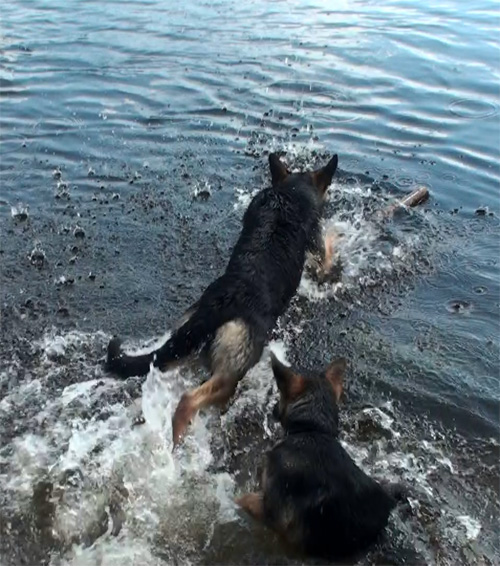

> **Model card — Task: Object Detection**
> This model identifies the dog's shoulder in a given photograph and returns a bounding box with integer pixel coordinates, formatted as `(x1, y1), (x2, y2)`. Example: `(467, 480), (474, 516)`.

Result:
(273, 434), (394, 558)
(267, 432), (393, 511)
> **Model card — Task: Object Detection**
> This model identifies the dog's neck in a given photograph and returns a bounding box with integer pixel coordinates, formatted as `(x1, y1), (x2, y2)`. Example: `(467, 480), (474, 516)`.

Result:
(283, 398), (339, 437)
(284, 419), (338, 437)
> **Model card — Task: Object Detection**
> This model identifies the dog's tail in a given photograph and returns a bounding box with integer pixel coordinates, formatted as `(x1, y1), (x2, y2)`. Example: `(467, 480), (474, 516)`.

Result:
(106, 312), (216, 378)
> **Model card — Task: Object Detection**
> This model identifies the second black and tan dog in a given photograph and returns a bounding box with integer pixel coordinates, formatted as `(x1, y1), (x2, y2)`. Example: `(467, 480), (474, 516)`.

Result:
(106, 153), (338, 446)
(237, 354), (405, 560)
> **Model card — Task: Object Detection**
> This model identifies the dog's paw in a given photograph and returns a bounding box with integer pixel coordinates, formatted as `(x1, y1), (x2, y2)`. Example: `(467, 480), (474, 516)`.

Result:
(107, 337), (123, 367)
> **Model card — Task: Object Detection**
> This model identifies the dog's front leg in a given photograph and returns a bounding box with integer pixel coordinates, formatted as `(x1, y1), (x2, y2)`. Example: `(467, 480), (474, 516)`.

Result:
(236, 492), (265, 522)
(306, 229), (340, 283)
(321, 231), (337, 275)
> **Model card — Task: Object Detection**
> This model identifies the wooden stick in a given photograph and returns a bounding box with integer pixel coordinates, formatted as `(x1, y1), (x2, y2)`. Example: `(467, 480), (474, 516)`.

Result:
(381, 186), (430, 218)
(400, 186), (429, 207)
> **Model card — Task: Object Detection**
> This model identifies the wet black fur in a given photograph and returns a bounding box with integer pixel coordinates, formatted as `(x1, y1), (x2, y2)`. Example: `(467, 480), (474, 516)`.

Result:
(263, 368), (401, 560)
(106, 154), (338, 378)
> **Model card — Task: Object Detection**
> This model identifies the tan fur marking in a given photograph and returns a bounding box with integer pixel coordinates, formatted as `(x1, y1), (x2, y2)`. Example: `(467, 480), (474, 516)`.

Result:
(211, 319), (252, 376)
(325, 357), (347, 402)
(172, 373), (238, 447)
(288, 373), (306, 400)
(236, 492), (264, 522)
(322, 231), (338, 274)
(172, 319), (256, 447)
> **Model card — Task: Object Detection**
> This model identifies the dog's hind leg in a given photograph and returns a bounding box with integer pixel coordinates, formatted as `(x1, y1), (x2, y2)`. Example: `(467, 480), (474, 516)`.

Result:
(171, 319), (264, 446)
(236, 492), (264, 522)
(171, 372), (239, 446)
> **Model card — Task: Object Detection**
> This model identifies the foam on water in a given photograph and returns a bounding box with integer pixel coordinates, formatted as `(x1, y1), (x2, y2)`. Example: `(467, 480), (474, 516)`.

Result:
(191, 180), (212, 200)
(1, 327), (272, 554)
(233, 185), (259, 211)
(455, 515), (481, 541)
(0, 325), (492, 564)
(268, 139), (325, 169)
(10, 204), (29, 220)
(1, 326), (252, 564)
(55, 537), (167, 566)
(5, 434), (53, 497)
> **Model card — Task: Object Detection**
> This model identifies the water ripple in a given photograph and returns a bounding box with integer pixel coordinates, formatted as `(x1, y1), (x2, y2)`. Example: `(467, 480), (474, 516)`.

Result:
(449, 98), (498, 119)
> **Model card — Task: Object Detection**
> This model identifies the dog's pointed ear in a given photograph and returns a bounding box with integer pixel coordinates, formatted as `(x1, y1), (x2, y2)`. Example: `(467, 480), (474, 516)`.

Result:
(269, 153), (289, 187)
(271, 352), (306, 400)
(325, 357), (346, 401)
(312, 155), (338, 193)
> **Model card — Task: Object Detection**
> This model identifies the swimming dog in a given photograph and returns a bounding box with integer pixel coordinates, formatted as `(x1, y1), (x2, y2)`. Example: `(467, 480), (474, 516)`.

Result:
(237, 354), (404, 560)
(106, 153), (338, 446)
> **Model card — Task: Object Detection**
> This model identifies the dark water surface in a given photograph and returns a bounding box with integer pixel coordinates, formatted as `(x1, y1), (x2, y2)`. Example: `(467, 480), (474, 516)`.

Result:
(1, 1), (499, 565)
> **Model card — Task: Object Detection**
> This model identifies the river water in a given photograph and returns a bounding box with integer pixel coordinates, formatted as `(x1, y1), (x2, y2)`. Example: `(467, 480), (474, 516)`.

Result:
(1, 1), (499, 565)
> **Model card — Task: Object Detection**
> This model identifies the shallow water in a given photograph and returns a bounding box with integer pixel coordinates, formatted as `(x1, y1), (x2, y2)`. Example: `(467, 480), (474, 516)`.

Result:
(1, 1), (499, 565)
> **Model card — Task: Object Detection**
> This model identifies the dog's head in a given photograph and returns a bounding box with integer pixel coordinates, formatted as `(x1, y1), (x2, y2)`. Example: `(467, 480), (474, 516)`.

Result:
(268, 153), (338, 200)
(270, 353), (346, 436)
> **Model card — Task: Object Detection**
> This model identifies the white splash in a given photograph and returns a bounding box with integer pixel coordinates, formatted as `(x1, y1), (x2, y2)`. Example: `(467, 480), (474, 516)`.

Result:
(192, 180), (212, 200)
(233, 186), (258, 211)
(54, 536), (167, 566)
(456, 514), (481, 541)
(11, 204), (29, 220)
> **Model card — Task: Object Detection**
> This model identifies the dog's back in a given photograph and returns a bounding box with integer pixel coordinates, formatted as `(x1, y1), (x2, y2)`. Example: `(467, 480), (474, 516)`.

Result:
(198, 181), (321, 330)
(264, 434), (396, 559)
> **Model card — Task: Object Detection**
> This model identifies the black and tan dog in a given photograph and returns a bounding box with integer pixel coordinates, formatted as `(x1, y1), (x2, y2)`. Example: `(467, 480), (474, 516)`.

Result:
(106, 153), (338, 446)
(237, 354), (404, 560)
